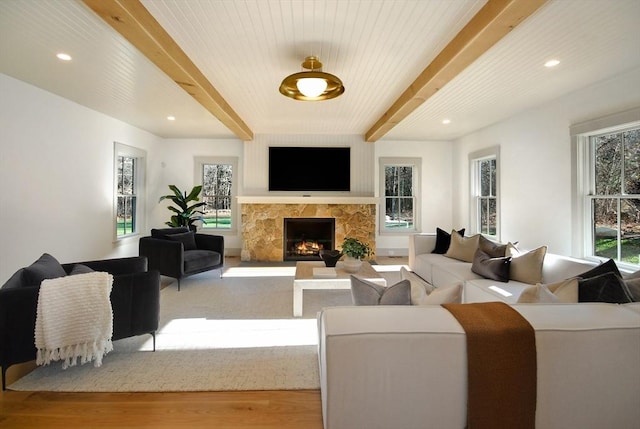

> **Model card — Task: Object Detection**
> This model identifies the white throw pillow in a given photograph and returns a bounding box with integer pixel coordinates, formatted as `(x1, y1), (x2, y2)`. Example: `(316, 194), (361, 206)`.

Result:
(517, 284), (561, 303)
(506, 243), (547, 284)
(400, 267), (435, 305)
(444, 230), (480, 262)
(421, 282), (463, 305)
(517, 278), (579, 303)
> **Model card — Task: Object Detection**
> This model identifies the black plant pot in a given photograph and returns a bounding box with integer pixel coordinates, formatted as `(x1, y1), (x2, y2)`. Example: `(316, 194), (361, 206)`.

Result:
(319, 250), (343, 267)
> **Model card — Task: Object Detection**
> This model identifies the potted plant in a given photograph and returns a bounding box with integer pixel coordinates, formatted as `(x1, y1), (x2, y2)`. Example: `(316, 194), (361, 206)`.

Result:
(340, 237), (373, 273)
(159, 185), (207, 230)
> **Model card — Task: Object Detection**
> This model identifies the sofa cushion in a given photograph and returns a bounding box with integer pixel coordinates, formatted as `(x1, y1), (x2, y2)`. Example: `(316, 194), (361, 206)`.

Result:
(445, 231), (480, 263)
(432, 227), (465, 254)
(413, 253), (456, 285)
(350, 276), (411, 305)
(471, 248), (511, 282)
(166, 231), (197, 250)
(578, 272), (633, 303)
(506, 243), (547, 284)
(432, 262), (483, 286)
(23, 253), (67, 286)
(183, 250), (221, 273)
(478, 235), (508, 258)
(464, 278), (534, 304)
(517, 278), (579, 303)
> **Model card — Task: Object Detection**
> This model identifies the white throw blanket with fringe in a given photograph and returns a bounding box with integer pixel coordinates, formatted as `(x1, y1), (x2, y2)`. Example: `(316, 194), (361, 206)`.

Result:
(35, 271), (114, 369)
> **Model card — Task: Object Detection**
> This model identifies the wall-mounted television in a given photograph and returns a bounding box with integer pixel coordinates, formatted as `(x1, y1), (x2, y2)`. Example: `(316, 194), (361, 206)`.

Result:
(268, 146), (350, 192)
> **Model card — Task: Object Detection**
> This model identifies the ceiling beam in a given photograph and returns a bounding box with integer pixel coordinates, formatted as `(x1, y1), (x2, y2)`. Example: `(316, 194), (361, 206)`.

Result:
(82, 0), (253, 141)
(365, 0), (548, 142)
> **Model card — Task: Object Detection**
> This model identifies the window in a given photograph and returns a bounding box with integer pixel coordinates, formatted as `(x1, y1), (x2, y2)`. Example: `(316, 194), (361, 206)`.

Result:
(470, 147), (500, 237)
(114, 143), (145, 240)
(586, 127), (640, 266)
(379, 158), (420, 233)
(195, 157), (237, 232)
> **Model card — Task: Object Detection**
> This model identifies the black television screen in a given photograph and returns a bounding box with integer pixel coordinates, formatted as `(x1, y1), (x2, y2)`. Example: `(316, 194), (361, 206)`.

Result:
(269, 147), (350, 192)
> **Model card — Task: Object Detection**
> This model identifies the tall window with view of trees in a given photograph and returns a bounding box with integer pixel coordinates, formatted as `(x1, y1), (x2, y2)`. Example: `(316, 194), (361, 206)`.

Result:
(590, 127), (640, 266)
(202, 163), (233, 229)
(384, 165), (415, 230)
(476, 158), (497, 236)
(116, 156), (136, 236)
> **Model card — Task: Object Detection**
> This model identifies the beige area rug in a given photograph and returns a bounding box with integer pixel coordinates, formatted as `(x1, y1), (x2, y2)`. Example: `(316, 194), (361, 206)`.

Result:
(9, 264), (400, 392)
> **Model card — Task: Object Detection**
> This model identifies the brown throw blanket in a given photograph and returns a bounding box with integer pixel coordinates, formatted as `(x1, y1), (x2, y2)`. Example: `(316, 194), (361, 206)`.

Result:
(442, 302), (536, 429)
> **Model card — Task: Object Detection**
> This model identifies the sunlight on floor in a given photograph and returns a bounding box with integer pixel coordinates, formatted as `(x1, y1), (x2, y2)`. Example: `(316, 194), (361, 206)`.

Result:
(373, 264), (409, 273)
(137, 317), (318, 351)
(223, 266), (296, 278)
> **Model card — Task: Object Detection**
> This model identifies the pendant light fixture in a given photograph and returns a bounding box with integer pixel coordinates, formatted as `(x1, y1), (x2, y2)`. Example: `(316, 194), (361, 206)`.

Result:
(279, 56), (344, 101)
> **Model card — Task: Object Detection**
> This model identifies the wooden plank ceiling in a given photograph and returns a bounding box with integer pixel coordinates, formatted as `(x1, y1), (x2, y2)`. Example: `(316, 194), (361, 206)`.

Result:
(82, 0), (546, 142)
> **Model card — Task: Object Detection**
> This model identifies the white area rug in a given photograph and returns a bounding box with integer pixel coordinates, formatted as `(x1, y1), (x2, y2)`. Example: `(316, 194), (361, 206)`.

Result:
(9, 265), (400, 392)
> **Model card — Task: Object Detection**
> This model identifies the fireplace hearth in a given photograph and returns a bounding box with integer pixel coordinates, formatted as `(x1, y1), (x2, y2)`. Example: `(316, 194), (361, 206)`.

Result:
(283, 218), (335, 261)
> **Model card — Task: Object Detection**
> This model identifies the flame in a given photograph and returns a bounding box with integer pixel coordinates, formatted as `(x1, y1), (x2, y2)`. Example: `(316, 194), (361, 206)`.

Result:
(294, 240), (324, 255)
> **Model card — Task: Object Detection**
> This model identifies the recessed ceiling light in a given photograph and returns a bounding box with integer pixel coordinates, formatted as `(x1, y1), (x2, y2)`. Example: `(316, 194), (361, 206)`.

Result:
(167, 116), (176, 121)
(56, 53), (72, 61)
(442, 119), (451, 125)
(544, 59), (560, 68)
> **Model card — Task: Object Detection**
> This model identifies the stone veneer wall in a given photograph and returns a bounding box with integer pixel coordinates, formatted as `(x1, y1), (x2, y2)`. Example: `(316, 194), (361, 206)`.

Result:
(241, 204), (376, 261)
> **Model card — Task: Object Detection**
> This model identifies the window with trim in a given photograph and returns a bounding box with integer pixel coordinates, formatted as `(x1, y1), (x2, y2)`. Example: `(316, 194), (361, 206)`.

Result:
(585, 126), (640, 266)
(470, 147), (499, 237)
(379, 158), (420, 233)
(114, 143), (145, 239)
(196, 157), (237, 232)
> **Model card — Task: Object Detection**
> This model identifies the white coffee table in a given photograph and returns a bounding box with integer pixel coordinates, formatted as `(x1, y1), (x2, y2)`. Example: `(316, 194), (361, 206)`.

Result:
(293, 260), (386, 317)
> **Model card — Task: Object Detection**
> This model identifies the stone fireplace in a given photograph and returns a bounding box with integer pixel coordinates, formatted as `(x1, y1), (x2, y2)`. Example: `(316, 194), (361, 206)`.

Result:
(239, 197), (377, 262)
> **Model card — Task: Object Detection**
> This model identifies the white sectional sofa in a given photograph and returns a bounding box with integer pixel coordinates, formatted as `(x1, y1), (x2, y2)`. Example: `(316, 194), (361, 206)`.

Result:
(318, 303), (640, 429)
(408, 233), (598, 303)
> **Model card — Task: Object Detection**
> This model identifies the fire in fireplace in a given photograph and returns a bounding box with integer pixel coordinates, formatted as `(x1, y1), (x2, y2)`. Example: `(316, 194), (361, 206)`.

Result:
(283, 218), (335, 261)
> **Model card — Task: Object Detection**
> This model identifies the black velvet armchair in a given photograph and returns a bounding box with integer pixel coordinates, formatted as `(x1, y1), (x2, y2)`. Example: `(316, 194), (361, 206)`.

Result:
(139, 227), (224, 291)
(0, 254), (160, 390)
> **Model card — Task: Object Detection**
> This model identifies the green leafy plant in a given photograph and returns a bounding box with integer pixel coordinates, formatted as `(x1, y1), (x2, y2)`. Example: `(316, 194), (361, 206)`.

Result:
(340, 237), (373, 259)
(159, 185), (206, 229)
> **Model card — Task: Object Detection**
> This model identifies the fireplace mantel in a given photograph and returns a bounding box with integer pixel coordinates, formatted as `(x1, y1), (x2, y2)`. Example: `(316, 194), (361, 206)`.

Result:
(237, 196), (379, 204)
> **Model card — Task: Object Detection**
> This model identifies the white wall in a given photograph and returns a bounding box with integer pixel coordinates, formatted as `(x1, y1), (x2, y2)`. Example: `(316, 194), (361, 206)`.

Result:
(0, 73), (160, 283)
(149, 138), (244, 251)
(452, 67), (640, 256)
(375, 140), (453, 255)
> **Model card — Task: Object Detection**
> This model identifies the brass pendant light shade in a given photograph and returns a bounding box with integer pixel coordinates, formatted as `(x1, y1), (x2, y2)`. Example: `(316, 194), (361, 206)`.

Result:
(280, 56), (344, 101)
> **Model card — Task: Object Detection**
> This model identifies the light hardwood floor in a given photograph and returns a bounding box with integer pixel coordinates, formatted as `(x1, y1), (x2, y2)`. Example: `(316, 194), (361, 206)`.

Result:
(0, 256), (408, 428)
(0, 390), (324, 429)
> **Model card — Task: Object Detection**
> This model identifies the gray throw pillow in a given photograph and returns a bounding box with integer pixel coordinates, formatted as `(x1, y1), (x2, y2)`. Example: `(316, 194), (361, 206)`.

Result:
(166, 231), (197, 250)
(471, 248), (511, 282)
(350, 276), (411, 305)
(23, 253), (67, 285)
(69, 264), (95, 276)
(478, 235), (508, 258)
